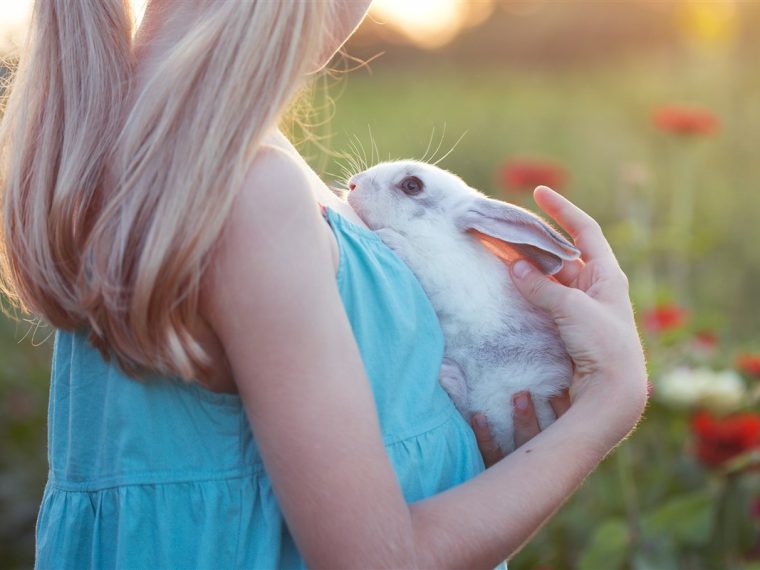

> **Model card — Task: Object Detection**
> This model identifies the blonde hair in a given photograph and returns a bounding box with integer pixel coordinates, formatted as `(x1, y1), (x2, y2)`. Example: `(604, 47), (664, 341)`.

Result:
(0, 0), (334, 380)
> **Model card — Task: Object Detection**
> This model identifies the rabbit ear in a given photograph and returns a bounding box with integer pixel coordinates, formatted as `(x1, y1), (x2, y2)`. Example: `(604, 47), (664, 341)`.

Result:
(455, 196), (581, 275)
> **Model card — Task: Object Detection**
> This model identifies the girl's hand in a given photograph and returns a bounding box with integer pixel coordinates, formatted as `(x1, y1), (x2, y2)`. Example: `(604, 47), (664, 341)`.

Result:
(471, 186), (647, 466)
(509, 186), (648, 443)
(472, 186), (646, 467)
(471, 390), (571, 467)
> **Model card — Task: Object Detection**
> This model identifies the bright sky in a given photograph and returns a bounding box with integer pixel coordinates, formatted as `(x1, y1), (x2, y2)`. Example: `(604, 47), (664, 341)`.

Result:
(0, 0), (474, 54)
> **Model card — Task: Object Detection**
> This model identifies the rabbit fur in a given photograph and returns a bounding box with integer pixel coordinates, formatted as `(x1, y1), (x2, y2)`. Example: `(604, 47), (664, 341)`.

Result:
(345, 160), (580, 454)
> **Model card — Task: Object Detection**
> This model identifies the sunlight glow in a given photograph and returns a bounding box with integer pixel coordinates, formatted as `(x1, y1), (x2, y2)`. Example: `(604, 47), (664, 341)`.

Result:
(0, 0), (33, 54)
(0, 1), (147, 54)
(679, 0), (736, 46)
(370, 0), (493, 49)
(132, 0), (148, 30)
(0, 1), (484, 55)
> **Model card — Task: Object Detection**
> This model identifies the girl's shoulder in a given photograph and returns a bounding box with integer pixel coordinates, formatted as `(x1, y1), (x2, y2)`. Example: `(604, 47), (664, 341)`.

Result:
(259, 129), (368, 226)
(195, 136), (340, 392)
(240, 141), (322, 228)
(214, 136), (340, 274)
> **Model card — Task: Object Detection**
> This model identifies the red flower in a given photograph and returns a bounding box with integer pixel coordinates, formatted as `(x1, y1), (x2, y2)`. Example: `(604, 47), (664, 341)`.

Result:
(692, 330), (719, 357)
(691, 410), (760, 467)
(737, 354), (760, 379)
(695, 330), (718, 349)
(498, 158), (567, 193)
(642, 304), (689, 333)
(652, 105), (720, 136)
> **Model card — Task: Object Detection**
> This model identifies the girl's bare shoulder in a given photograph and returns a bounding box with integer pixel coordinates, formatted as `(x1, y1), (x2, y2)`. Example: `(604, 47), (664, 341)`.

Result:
(200, 139), (339, 312)
(236, 143), (322, 238)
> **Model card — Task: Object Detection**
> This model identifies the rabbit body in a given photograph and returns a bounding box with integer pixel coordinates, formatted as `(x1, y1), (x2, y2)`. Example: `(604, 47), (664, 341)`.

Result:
(347, 160), (577, 454)
(376, 220), (571, 454)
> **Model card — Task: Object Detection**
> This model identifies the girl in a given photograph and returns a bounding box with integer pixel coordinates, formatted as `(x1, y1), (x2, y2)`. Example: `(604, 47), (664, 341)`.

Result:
(0, 1), (647, 568)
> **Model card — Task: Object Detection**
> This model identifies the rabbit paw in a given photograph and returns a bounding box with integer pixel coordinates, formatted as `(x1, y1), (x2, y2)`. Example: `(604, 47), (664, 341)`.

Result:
(439, 357), (470, 416)
(373, 227), (408, 254)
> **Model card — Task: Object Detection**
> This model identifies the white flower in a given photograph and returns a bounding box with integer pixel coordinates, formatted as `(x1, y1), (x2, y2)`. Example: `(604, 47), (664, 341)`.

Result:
(656, 367), (746, 413)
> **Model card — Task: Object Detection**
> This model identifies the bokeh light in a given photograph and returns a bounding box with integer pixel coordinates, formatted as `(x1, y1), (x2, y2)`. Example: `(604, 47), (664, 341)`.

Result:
(369, 0), (494, 49)
(679, 0), (737, 47)
(1, 0), (488, 54)
(0, 0), (32, 53)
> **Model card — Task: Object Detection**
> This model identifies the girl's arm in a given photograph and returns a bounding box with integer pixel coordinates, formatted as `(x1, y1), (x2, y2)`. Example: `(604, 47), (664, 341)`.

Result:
(201, 150), (647, 569)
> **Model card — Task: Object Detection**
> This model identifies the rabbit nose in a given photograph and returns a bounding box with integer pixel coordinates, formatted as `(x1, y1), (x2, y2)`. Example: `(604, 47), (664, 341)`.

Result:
(348, 173), (364, 191)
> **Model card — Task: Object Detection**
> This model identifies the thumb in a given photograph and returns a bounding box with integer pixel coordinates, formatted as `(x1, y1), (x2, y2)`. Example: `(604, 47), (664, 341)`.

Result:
(509, 259), (570, 315)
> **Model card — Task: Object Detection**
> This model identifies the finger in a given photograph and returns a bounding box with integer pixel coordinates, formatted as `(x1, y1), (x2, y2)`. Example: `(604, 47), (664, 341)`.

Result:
(533, 186), (616, 265)
(549, 389), (572, 418)
(471, 414), (503, 468)
(553, 258), (584, 287)
(513, 392), (540, 449)
(510, 259), (581, 316)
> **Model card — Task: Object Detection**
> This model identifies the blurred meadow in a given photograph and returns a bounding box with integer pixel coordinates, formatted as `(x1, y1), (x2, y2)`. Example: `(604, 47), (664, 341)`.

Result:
(3, 1), (760, 568)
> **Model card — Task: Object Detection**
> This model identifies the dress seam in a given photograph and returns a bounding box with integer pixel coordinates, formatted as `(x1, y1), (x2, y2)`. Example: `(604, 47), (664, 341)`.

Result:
(324, 206), (391, 251)
(47, 466), (263, 493)
(45, 411), (464, 493)
(383, 408), (460, 447)
(323, 207), (347, 286)
(233, 485), (244, 567)
(338, 225), (393, 251)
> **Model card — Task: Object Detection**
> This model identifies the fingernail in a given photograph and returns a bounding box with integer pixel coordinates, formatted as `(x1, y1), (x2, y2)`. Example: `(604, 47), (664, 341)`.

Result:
(536, 185), (559, 197)
(513, 392), (530, 411)
(474, 414), (488, 430)
(512, 260), (532, 279)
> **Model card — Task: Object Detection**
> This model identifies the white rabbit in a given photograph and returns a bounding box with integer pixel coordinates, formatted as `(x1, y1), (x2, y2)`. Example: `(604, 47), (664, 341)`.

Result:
(346, 160), (580, 454)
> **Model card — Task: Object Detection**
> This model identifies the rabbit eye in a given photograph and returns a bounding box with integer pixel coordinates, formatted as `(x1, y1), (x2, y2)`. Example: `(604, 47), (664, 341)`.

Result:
(399, 176), (424, 196)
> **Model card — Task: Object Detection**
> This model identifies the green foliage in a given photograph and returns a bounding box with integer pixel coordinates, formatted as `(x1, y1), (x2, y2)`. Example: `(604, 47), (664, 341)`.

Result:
(643, 491), (715, 547)
(578, 518), (630, 570)
(0, 316), (51, 568)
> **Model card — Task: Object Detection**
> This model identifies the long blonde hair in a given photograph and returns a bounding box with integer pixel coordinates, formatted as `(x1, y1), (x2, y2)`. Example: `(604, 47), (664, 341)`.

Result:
(0, 0), (334, 380)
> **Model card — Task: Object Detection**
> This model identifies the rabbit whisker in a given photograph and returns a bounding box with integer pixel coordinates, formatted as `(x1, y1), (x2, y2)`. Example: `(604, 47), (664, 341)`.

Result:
(433, 130), (468, 166)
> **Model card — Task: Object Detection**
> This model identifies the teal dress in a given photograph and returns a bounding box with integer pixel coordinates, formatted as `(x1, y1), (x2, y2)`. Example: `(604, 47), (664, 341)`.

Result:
(35, 206), (485, 569)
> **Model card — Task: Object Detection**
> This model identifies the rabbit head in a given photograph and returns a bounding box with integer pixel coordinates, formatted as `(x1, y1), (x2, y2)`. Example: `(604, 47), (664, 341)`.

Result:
(346, 160), (580, 274)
